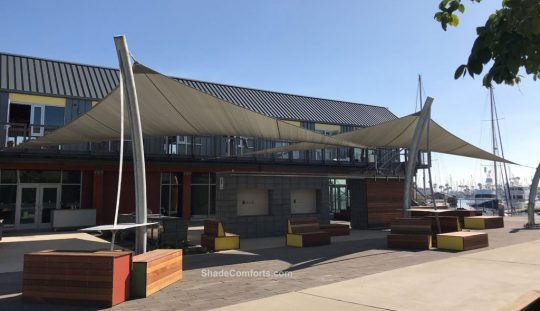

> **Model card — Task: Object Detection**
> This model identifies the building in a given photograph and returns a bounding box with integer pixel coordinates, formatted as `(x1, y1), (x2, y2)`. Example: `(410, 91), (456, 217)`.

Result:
(0, 52), (409, 237)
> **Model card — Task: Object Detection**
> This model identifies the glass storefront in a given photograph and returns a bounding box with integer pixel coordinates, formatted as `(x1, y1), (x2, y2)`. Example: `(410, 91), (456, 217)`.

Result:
(0, 169), (81, 228)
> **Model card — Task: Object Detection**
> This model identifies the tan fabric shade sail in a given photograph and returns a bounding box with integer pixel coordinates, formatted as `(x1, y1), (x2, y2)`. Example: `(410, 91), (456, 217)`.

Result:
(251, 113), (514, 164)
(19, 63), (361, 149)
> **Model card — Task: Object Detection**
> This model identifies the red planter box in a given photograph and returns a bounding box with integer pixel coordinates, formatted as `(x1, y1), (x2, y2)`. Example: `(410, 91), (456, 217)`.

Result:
(23, 250), (132, 307)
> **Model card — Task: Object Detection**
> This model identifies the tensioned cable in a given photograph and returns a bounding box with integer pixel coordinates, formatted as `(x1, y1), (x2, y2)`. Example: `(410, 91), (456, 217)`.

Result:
(113, 69), (125, 227)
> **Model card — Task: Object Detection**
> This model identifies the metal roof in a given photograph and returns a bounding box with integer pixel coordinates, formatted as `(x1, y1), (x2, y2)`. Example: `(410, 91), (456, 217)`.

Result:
(0, 52), (396, 127)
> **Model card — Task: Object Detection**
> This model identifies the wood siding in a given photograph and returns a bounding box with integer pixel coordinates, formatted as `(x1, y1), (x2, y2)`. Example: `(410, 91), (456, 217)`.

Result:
(366, 180), (403, 228)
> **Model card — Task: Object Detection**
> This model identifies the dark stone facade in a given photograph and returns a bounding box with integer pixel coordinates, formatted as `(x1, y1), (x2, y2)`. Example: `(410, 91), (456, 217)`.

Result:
(215, 173), (329, 238)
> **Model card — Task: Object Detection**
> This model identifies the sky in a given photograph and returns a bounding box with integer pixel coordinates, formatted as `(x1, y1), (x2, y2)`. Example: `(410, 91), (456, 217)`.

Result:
(1, 0), (538, 188)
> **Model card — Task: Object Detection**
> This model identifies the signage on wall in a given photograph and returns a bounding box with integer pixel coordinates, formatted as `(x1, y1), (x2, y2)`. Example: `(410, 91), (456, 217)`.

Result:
(219, 177), (224, 190)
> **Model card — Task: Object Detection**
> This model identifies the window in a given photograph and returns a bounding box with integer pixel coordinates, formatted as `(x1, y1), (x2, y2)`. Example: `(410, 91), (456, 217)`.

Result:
(44, 106), (65, 127)
(0, 170), (17, 226)
(191, 173), (216, 216)
(19, 170), (61, 183)
(61, 170), (81, 209)
(160, 172), (183, 216)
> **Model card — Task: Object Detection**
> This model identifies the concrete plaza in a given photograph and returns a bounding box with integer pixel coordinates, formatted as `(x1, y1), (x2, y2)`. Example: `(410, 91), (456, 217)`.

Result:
(0, 217), (539, 310)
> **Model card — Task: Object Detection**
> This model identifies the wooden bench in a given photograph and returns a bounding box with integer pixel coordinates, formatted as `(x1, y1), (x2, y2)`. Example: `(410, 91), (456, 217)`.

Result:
(411, 209), (482, 228)
(387, 218), (432, 250)
(132, 249), (182, 298)
(436, 231), (489, 251)
(424, 216), (461, 247)
(286, 218), (330, 247)
(464, 216), (504, 230)
(319, 223), (351, 236)
(22, 250), (132, 307)
(200, 220), (240, 251)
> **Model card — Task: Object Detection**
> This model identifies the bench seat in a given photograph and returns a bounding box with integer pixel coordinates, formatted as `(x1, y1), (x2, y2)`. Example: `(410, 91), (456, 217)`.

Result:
(464, 216), (504, 230)
(132, 249), (182, 298)
(286, 218), (331, 247)
(200, 220), (240, 251)
(387, 233), (432, 250)
(319, 223), (351, 236)
(437, 231), (488, 251)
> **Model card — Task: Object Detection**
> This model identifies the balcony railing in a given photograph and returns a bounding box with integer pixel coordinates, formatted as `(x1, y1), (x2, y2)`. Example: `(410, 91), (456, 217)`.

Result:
(0, 122), (404, 171)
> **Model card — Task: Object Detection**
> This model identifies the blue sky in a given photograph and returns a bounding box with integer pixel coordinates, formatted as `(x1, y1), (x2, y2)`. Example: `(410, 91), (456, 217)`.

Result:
(2, 0), (538, 187)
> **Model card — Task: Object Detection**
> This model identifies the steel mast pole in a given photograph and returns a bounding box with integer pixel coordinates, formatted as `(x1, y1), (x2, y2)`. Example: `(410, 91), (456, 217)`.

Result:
(403, 97), (434, 217)
(114, 35), (147, 254)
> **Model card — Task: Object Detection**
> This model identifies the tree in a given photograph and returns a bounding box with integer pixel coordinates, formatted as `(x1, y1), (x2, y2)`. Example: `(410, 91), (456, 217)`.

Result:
(435, 0), (540, 87)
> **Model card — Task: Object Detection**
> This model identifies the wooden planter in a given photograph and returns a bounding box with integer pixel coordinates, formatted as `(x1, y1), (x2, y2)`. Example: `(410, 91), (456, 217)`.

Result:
(22, 250), (132, 307)
(132, 249), (182, 298)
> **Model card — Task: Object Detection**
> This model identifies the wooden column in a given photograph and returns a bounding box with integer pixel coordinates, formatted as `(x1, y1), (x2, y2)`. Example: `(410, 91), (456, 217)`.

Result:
(182, 172), (192, 219)
(92, 170), (104, 224)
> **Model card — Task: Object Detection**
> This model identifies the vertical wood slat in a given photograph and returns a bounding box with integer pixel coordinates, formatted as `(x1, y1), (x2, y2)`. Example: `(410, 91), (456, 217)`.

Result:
(22, 250), (132, 307)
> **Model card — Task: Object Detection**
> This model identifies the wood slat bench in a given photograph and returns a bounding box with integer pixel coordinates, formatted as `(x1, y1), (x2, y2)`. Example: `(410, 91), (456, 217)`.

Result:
(387, 218), (432, 250)
(22, 250), (132, 307)
(200, 220), (240, 251)
(436, 231), (489, 251)
(464, 216), (504, 230)
(319, 223), (351, 236)
(286, 218), (330, 247)
(132, 249), (182, 298)
(410, 209), (482, 228)
(424, 216), (461, 247)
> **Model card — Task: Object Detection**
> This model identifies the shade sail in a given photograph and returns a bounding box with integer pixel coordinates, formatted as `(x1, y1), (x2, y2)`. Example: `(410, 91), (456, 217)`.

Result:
(18, 63), (361, 148)
(250, 113), (514, 164)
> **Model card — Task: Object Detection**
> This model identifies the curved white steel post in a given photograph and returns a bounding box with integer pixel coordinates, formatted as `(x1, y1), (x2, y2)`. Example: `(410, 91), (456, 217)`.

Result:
(402, 97), (434, 217)
(114, 35), (147, 254)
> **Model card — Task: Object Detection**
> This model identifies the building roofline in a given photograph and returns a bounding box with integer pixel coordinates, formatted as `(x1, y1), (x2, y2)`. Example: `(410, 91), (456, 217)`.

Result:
(0, 51), (119, 72)
(0, 51), (392, 114)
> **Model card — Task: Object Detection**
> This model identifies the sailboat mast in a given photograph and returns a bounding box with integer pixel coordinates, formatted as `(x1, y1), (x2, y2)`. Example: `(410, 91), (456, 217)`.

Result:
(489, 87), (500, 215)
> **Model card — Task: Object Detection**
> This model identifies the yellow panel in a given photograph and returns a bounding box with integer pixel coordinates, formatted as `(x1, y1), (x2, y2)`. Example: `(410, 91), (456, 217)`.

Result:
(464, 217), (486, 230)
(286, 234), (303, 247)
(287, 220), (292, 234)
(214, 236), (240, 251)
(217, 222), (225, 237)
(437, 235), (464, 251)
(9, 93), (66, 106)
(315, 123), (340, 132)
(283, 120), (301, 127)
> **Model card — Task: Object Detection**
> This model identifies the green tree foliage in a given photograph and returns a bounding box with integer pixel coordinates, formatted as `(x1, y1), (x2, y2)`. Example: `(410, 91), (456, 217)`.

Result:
(435, 0), (540, 87)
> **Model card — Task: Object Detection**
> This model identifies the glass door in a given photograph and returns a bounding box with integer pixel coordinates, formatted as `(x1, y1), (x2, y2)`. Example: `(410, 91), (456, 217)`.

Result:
(16, 184), (61, 229)
(30, 105), (44, 137)
(16, 185), (39, 228)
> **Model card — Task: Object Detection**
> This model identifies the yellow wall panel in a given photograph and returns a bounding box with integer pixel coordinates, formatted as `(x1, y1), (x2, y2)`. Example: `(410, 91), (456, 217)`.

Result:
(9, 93), (66, 107)
(315, 123), (340, 132)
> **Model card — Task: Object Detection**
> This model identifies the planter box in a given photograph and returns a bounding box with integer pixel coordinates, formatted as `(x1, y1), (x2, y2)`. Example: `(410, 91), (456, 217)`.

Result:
(22, 250), (132, 307)
(132, 249), (182, 298)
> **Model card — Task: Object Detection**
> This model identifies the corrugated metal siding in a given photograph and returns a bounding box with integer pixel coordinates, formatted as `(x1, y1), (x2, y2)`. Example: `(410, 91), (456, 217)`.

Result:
(0, 52), (397, 127)
(0, 53), (118, 101)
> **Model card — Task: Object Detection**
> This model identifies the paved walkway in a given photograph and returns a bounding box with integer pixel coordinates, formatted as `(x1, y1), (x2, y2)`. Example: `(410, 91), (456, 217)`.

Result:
(0, 217), (538, 310)
(215, 237), (540, 311)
